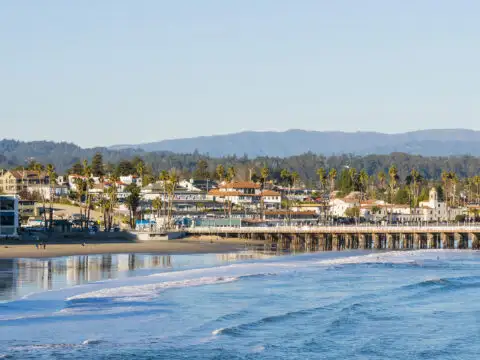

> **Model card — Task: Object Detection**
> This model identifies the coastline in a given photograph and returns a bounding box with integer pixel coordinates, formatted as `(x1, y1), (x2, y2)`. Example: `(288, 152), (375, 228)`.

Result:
(0, 236), (265, 259)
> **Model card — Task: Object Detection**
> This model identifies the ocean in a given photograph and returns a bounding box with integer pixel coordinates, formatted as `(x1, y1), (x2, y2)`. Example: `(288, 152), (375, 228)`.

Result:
(1, 250), (479, 359)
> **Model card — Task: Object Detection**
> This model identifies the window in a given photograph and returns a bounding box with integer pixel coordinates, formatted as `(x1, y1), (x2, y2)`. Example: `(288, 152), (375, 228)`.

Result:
(0, 198), (15, 211)
(0, 213), (15, 226)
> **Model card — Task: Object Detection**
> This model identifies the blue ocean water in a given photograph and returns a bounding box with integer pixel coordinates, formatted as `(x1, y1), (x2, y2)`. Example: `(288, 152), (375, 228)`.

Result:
(1, 250), (480, 359)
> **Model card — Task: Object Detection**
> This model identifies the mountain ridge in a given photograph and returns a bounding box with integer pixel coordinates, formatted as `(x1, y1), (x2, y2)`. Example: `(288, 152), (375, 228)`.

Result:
(109, 129), (480, 157)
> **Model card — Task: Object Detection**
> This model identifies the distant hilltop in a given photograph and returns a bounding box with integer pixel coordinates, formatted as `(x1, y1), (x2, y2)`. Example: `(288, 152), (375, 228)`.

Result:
(110, 129), (480, 157)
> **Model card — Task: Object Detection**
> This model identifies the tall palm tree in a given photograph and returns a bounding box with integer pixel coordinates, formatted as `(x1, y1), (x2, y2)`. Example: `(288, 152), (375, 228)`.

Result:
(226, 166), (236, 183)
(46, 164), (56, 230)
(107, 174), (119, 231)
(359, 169), (369, 201)
(388, 165), (398, 223)
(328, 168), (337, 193)
(159, 170), (169, 217)
(316, 168), (326, 192)
(260, 167), (270, 219)
(348, 167), (357, 192)
(377, 171), (386, 191)
(166, 170), (179, 228)
(316, 168), (328, 223)
(136, 161), (145, 186)
(83, 160), (93, 229)
(410, 168), (421, 208)
(216, 164), (225, 182)
(474, 176), (480, 204)
(152, 197), (162, 218)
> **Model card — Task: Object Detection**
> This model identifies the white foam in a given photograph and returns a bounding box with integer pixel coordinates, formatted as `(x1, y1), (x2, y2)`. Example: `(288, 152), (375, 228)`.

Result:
(212, 328), (224, 336)
(67, 276), (239, 302)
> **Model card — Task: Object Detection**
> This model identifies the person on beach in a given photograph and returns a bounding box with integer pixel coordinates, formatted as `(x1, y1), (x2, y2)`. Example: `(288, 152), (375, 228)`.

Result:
(35, 243), (39, 249)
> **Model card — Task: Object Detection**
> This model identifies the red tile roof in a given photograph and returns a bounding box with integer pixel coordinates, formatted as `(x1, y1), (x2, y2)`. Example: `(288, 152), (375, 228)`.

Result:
(220, 182), (261, 189)
(260, 190), (281, 196)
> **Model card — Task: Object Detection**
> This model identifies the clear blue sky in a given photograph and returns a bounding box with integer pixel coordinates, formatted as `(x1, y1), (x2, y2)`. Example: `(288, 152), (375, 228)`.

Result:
(1, 1), (479, 147)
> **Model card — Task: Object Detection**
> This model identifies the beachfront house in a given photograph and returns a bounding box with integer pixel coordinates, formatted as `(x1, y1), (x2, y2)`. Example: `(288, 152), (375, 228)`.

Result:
(0, 170), (50, 194)
(207, 181), (282, 210)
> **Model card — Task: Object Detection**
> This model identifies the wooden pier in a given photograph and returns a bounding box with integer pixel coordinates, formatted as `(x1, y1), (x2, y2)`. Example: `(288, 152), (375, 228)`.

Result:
(187, 226), (480, 251)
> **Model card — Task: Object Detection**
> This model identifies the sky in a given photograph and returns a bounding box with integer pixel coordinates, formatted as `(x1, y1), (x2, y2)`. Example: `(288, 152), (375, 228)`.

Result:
(1, 1), (479, 148)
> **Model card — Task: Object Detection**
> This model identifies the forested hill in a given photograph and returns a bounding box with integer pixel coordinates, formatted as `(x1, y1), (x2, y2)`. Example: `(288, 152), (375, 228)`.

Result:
(111, 129), (480, 157)
(0, 140), (146, 172)
(2, 139), (480, 181)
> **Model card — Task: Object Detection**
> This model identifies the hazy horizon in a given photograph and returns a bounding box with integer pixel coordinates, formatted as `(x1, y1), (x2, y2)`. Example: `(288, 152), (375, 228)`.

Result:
(2, 1), (480, 147)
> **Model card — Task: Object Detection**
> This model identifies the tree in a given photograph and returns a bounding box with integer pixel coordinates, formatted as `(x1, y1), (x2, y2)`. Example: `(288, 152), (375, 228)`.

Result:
(70, 162), (84, 175)
(125, 183), (141, 228)
(359, 169), (369, 201)
(377, 171), (386, 190)
(91, 152), (104, 177)
(159, 170), (169, 217)
(388, 165), (398, 223)
(226, 166), (236, 182)
(116, 160), (135, 176)
(215, 164), (225, 182)
(194, 159), (209, 180)
(328, 168), (337, 193)
(46, 164), (56, 230)
(291, 171), (300, 188)
(260, 167), (270, 218)
(166, 170), (179, 228)
(345, 206), (360, 219)
(408, 169), (422, 208)
(152, 197), (162, 218)
(136, 160), (145, 185)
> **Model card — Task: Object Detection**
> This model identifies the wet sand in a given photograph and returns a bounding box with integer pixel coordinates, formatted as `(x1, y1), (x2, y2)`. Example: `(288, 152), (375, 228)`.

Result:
(0, 236), (265, 259)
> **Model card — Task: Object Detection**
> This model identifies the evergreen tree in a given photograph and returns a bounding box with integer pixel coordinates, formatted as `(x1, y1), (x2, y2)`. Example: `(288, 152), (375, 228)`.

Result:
(91, 152), (104, 177)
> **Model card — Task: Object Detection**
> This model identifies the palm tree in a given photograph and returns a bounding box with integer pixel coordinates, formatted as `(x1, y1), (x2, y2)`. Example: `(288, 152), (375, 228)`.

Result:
(106, 174), (118, 231)
(136, 161), (145, 186)
(409, 169), (422, 208)
(377, 171), (386, 191)
(328, 168), (337, 193)
(450, 171), (458, 208)
(152, 197), (162, 218)
(166, 170), (179, 228)
(74, 177), (85, 229)
(260, 167), (270, 219)
(359, 169), (369, 201)
(474, 176), (480, 204)
(226, 166), (236, 183)
(46, 164), (56, 230)
(441, 170), (450, 206)
(348, 167), (357, 192)
(216, 164), (225, 182)
(159, 170), (169, 217)
(316, 168), (326, 191)
(388, 165), (398, 223)
(316, 168), (328, 223)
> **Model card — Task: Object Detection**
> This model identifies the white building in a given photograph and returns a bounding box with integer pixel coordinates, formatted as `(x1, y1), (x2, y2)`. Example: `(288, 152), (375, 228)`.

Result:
(26, 184), (69, 200)
(120, 175), (142, 187)
(208, 182), (281, 209)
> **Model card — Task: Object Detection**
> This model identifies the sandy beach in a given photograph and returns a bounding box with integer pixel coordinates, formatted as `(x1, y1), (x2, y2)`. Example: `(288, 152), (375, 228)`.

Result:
(0, 236), (265, 259)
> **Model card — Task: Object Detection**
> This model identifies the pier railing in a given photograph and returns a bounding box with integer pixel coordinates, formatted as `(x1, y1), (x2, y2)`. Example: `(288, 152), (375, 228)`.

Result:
(188, 225), (480, 234)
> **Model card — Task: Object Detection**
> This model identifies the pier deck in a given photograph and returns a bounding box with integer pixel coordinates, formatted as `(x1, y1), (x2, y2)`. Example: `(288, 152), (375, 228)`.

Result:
(187, 225), (480, 251)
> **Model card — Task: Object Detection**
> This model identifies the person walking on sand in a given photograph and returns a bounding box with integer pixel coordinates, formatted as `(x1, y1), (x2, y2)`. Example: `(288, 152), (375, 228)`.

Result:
(35, 243), (39, 250)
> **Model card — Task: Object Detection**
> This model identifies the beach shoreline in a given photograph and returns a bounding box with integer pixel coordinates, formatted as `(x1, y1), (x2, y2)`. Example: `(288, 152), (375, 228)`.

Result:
(0, 236), (265, 259)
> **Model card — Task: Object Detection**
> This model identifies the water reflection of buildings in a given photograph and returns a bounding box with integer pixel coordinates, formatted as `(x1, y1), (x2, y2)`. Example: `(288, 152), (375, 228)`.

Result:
(0, 254), (173, 298)
(216, 252), (272, 262)
(0, 259), (17, 299)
